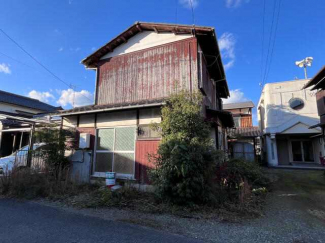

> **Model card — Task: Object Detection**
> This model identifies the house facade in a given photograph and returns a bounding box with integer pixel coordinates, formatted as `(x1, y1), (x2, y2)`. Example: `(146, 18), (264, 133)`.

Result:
(0, 90), (60, 157)
(224, 101), (260, 161)
(258, 79), (323, 167)
(58, 22), (234, 183)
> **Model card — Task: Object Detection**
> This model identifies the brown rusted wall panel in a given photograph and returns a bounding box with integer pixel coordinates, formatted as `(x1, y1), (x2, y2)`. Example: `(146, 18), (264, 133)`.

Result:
(240, 116), (252, 127)
(97, 38), (198, 105)
(135, 140), (160, 184)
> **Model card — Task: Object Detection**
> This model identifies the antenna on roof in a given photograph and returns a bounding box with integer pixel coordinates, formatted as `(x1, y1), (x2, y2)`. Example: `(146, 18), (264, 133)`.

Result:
(189, 0), (195, 25)
(295, 57), (313, 79)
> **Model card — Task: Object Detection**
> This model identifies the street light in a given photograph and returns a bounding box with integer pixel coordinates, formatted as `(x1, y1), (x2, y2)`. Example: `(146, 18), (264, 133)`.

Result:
(295, 57), (313, 79)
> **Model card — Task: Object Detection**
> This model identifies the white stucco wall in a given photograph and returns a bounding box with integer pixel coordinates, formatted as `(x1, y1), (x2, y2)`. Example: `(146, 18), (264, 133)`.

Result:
(258, 79), (322, 166)
(258, 79), (319, 134)
(100, 31), (192, 59)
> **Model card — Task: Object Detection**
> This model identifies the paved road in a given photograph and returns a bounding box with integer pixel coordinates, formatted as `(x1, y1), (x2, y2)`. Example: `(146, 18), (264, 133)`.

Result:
(0, 199), (200, 243)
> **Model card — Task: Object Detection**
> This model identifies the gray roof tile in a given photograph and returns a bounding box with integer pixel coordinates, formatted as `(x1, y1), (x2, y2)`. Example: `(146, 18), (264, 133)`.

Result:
(0, 90), (60, 113)
(223, 101), (255, 110)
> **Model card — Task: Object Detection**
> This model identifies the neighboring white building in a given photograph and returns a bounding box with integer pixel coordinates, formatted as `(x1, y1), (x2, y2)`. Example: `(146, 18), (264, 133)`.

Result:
(258, 79), (323, 166)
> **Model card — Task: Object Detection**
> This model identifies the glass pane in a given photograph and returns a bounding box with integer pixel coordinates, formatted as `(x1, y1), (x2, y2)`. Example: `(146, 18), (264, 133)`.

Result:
(95, 153), (113, 172)
(292, 141), (302, 161)
(97, 129), (114, 151)
(115, 127), (135, 151)
(113, 153), (134, 175)
(233, 117), (240, 127)
(303, 141), (314, 162)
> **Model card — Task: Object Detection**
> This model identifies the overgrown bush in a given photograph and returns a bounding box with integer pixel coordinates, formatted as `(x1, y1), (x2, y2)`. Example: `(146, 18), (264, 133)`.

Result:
(215, 158), (270, 202)
(149, 91), (223, 205)
(34, 126), (74, 182)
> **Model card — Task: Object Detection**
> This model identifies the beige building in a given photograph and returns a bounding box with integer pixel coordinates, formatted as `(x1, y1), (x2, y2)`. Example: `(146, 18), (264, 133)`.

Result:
(258, 79), (323, 167)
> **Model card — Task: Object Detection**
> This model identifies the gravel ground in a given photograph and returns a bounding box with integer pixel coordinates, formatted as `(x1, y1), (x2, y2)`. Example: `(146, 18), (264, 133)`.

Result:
(34, 169), (325, 243)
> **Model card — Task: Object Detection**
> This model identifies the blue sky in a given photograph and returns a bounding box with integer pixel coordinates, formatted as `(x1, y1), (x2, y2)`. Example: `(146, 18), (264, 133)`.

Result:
(0, 0), (324, 118)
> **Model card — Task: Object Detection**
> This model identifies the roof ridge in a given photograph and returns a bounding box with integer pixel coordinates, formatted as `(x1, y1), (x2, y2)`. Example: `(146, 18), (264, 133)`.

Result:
(0, 89), (41, 102)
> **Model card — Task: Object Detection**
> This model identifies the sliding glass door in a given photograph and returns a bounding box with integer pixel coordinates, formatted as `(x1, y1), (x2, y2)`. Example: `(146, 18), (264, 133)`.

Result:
(291, 140), (314, 162)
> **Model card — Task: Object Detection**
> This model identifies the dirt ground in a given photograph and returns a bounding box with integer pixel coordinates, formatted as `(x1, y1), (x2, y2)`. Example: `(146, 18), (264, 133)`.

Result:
(35, 168), (325, 243)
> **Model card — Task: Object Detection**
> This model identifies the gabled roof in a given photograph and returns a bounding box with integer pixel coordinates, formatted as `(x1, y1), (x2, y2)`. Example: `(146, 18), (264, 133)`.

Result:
(303, 66), (325, 90)
(0, 90), (60, 113)
(223, 101), (255, 110)
(81, 21), (229, 98)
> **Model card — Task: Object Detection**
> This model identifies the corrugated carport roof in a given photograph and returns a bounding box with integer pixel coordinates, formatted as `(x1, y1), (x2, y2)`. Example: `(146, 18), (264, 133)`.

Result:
(81, 22), (229, 98)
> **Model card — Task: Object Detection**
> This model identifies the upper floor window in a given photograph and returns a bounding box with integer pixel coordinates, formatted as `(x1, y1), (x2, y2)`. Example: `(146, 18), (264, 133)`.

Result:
(289, 98), (304, 110)
(233, 117), (241, 127)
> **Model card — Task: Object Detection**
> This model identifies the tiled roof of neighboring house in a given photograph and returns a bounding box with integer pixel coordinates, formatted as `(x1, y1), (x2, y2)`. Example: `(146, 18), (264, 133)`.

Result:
(56, 98), (165, 116)
(223, 101), (255, 110)
(0, 90), (60, 113)
(227, 126), (261, 138)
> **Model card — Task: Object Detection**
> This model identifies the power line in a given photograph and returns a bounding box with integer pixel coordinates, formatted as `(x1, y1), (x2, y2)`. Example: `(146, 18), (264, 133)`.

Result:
(261, 0), (282, 87)
(261, 0), (277, 86)
(260, 0), (266, 89)
(264, 0), (282, 84)
(0, 29), (93, 103)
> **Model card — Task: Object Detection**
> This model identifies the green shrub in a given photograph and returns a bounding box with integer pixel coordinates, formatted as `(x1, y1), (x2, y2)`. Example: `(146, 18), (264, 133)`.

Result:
(149, 91), (224, 205)
(215, 158), (270, 202)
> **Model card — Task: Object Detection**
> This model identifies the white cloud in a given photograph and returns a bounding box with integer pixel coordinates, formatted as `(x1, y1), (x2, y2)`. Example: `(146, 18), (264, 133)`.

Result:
(179, 0), (199, 9)
(225, 0), (250, 8)
(91, 47), (96, 51)
(0, 63), (11, 74)
(58, 47), (64, 52)
(57, 89), (93, 107)
(218, 32), (236, 70)
(222, 89), (248, 104)
(28, 90), (55, 103)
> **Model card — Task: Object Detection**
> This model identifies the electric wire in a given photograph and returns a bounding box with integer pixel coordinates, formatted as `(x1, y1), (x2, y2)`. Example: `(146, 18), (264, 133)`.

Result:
(0, 29), (93, 103)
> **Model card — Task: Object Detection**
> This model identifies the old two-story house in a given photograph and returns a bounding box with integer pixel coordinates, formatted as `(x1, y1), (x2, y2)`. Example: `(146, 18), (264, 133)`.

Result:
(258, 79), (324, 167)
(57, 22), (234, 183)
(224, 101), (260, 161)
(0, 90), (60, 157)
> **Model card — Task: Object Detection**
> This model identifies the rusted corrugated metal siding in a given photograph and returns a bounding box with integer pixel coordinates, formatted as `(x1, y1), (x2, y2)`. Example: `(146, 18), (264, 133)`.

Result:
(135, 140), (160, 184)
(97, 38), (198, 106)
(240, 116), (252, 127)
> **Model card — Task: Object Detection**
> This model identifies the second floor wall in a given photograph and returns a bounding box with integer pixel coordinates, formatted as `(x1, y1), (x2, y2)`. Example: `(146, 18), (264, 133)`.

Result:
(96, 37), (199, 106)
(258, 80), (318, 131)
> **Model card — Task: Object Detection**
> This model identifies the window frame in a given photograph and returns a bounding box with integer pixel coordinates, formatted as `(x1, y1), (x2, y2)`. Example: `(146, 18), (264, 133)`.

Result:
(93, 126), (136, 179)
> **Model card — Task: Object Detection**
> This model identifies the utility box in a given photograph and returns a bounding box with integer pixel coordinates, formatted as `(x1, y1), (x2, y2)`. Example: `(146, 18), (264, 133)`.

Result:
(79, 133), (90, 149)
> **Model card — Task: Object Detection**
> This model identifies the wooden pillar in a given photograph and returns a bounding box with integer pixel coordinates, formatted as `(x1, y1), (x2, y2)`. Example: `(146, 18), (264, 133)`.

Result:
(12, 133), (17, 154)
(19, 132), (24, 149)
(27, 124), (35, 167)
(253, 137), (257, 162)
